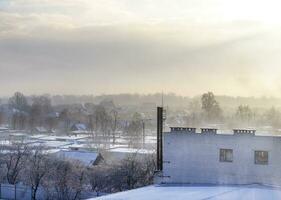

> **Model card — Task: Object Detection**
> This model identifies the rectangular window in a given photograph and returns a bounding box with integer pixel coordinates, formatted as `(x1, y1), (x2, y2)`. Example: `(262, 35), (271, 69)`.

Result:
(220, 149), (233, 162)
(255, 151), (268, 165)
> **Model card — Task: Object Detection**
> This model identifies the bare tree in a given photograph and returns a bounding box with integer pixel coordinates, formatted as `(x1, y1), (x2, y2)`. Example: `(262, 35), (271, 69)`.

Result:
(94, 105), (111, 139)
(45, 159), (86, 200)
(46, 115), (58, 132)
(3, 142), (30, 184)
(30, 95), (52, 129)
(88, 114), (94, 135)
(9, 92), (29, 130)
(263, 107), (281, 129)
(25, 146), (49, 200)
(110, 109), (118, 144)
(109, 154), (156, 191)
(60, 109), (71, 134)
(87, 166), (110, 196)
(236, 105), (253, 126)
(201, 92), (222, 122)
(8, 92), (28, 111)
(29, 104), (41, 132)
(187, 99), (202, 126)
(0, 110), (5, 125)
(125, 113), (143, 147)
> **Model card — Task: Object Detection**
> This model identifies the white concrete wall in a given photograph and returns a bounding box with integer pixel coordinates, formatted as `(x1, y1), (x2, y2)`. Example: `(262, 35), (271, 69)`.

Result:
(162, 131), (281, 185)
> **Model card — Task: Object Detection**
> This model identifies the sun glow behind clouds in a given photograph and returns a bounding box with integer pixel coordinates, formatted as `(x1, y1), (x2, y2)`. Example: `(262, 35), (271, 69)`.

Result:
(220, 0), (281, 25)
(74, 0), (281, 26)
(5, 0), (281, 27)
(1, 0), (281, 96)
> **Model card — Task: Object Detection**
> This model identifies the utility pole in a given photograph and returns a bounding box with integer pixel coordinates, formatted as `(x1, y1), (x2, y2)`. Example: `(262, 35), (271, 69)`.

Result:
(142, 120), (145, 148)
(161, 92), (164, 108)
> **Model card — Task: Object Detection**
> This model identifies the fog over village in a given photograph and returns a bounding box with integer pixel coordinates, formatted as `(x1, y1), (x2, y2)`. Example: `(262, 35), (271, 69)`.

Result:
(1, 0), (281, 200)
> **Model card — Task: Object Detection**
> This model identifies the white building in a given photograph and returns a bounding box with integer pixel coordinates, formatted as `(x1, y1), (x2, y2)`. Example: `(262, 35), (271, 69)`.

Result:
(88, 126), (281, 200)
(157, 127), (281, 186)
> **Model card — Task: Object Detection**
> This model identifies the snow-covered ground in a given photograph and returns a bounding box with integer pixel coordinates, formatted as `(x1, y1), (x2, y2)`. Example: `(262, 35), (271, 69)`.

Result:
(90, 184), (281, 200)
(0, 131), (156, 150)
(0, 131), (156, 166)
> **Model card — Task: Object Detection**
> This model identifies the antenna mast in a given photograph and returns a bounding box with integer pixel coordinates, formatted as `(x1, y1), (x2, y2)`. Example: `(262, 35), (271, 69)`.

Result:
(161, 91), (164, 107)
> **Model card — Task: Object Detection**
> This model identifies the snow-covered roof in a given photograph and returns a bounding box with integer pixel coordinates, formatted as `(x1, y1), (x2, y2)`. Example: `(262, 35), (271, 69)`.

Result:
(90, 184), (281, 200)
(32, 135), (58, 141)
(108, 147), (154, 154)
(55, 135), (89, 141)
(29, 134), (48, 140)
(9, 132), (28, 137)
(0, 126), (9, 131)
(41, 140), (73, 148)
(34, 126), (48, 133)
(29, 134), (89, 142)
(47, 112), (59, 118)
(12, 108), (29, 116)
(71, 123), (87, 131)
(55, 150), (99, 165)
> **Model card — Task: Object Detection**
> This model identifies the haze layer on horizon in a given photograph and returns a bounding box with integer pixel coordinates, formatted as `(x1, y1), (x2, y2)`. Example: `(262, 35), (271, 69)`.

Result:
(1, 0), (281, 97)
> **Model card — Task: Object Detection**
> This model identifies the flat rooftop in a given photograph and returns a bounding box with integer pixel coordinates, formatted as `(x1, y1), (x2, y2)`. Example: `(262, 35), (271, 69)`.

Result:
(91, 184), (281, 200)
(168, 127), (281, 137)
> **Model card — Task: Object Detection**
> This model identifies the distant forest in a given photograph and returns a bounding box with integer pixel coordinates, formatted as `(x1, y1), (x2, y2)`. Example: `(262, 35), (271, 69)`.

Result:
(2, 92), (281, 131)
(1, 93), (281, 109)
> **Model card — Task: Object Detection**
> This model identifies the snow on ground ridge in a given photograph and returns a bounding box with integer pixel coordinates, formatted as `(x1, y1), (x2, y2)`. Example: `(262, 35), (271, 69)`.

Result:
(90, 184), (281, 200)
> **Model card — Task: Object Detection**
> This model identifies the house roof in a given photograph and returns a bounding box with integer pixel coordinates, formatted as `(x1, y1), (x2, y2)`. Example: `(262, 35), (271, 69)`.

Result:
(55, 150), (100, 165)
(34, 126), (48, 133)
(72, 123), (87, 131)
(90, 184), (281, 200)
(108, 147), (154, 154)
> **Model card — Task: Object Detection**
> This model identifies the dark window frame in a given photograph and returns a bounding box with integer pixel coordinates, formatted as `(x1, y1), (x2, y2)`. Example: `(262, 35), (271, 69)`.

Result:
(255, 150), (268, 165)
(219, 148), (233, 162)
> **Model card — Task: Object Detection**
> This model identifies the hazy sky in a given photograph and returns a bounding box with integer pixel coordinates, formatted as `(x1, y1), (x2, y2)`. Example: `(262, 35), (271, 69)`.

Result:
(1, 0), (281, 97)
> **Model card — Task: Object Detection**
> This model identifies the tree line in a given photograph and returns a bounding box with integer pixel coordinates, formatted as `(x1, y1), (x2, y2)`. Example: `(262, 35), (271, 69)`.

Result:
(0, 92), (146, 143)
(2, 91), (281, 133)
(182, 91), (281, 129)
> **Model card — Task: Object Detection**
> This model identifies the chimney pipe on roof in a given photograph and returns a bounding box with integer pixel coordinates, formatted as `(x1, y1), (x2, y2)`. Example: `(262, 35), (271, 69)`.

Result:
(201, 128), (217, 134)
(170, 127), (196, 133)
(233, 129), (256, 135)
(157, 107), (163, 171)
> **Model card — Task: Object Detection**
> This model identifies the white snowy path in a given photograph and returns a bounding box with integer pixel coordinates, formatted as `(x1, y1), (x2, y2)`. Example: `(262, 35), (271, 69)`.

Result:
(91, 184), (281, 200)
